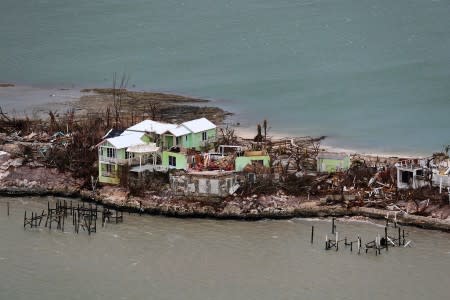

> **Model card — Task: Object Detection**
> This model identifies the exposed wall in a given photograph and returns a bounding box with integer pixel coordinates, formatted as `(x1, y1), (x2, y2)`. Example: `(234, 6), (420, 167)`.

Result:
(317, 157), (350, 173)
(190, 129), (216, 150)
(170, 172), (238, 198)
(235, 156), (270, 172)
(162, 151), (188, 170)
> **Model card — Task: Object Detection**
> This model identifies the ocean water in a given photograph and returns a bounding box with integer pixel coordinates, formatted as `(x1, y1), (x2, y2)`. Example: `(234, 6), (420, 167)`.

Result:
(1, 0), (449, 155)
(1, 196), (450, 300)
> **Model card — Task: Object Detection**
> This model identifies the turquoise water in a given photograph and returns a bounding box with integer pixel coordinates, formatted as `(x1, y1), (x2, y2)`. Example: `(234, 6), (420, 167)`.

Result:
(1, 0), (449, 154)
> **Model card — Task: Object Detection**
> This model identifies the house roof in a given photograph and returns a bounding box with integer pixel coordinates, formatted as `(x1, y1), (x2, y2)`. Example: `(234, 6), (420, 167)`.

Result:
(105, 132), (146, 149)
(124, 117), (215, 136)
(165, 125), (191, 137)
(317, 152), (349, 160)
(127, 143), (160, 153)
(127, 120), (177, 135)
(181, 118), (216, 133)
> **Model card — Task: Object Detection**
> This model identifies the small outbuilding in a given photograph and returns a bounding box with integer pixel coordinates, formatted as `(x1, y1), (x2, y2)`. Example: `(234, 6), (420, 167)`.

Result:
(316, 152), (350, 173)
(235, 150), (270, 172)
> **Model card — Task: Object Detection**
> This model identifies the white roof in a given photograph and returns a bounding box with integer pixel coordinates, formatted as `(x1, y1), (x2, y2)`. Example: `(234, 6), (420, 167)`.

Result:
(106, 132), (146, 149)
(127, 120), (177, 135)
(181, 118), (216, 133)
(127, 143), (160, 153)
(165, 125), (191, 137)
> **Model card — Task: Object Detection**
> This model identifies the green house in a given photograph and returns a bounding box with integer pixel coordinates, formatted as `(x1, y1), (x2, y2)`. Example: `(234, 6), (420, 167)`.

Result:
(316, 152), (350, 173)
(126, 117), (217, 151)
(98, 117), (217, 184)
(235, 151), (271, 172)
(162, 118), (217, 151)
(98, 132), (154, 184)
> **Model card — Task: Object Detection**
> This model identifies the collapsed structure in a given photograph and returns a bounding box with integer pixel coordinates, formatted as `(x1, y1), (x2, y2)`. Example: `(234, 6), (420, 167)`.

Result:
(96, 118), (450, 213)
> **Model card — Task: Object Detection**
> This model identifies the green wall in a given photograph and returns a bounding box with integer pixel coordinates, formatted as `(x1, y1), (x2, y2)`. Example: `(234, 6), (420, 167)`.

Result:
(317, 157), (350, 173)
(98, 162), (120, 184)
(163, 129), (216, 151)
(235, 156), (270, 172)
(98, 134), (151, 184)
(162, 151), (188, 170)
(190, 129), (216, 150)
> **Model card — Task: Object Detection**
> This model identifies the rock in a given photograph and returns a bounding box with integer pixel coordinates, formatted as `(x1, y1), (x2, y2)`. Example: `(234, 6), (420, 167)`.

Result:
(28, 161), (45, 168)
(406, 201), (418, 214)
(0, 170), (9, 181)
(0, 144), (21, 155)
(10, 158), (24, 167)
(222, 202), (242, 215)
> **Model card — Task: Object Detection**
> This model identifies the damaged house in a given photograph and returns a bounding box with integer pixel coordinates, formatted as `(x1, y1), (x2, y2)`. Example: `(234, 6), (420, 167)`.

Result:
(97, 117), (217, 184)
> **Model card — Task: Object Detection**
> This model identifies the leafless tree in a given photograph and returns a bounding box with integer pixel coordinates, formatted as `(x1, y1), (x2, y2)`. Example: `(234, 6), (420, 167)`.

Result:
(112, 72), (130, 128)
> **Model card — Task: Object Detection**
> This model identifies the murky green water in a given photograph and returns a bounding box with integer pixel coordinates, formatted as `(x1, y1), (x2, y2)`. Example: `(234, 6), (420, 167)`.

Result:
(1, 196), (449, 299)
(1, 0), (449, 154)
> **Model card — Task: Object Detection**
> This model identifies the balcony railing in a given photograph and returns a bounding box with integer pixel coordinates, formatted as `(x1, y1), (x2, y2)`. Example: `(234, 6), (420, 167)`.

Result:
(130, 164), (169, 173)
(101, 171), (117, 178)
(99, 156), (128, 165)
(99, 156), (145, 166)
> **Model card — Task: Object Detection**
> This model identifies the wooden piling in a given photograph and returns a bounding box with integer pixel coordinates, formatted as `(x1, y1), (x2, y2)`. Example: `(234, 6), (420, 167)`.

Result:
(331, 217), (335, 234)
(311, 226), (314, 244)
(336, 232), (339, 251)
(385, 227), (388, 251)
(7, 202), (9, 216)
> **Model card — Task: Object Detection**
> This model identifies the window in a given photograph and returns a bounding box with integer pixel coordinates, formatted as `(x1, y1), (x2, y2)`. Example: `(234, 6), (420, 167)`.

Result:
(125, 152), (135, 159)
(185, 136), (188, 141)
(169, 156), (177, 167)
(176, 137), (180, 145)
(202, 132), (207, 141)
(106, 148), (116, 158)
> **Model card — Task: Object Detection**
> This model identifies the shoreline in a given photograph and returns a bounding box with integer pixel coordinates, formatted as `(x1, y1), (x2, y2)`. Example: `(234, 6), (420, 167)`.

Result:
(0, 83), (432, 158)
(1, 186), (449, 232)
(1, 84), (450, 233)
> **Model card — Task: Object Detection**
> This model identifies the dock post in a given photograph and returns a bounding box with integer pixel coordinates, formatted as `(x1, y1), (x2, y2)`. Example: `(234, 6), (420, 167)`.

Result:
(402, 229), (405, 245)
(385, 227), (388, 251)
(331, 217), (335, 234)
(398, 227), (401, 246)
(24, 211), (26, 228)
(49, 210), (52, 230)
(311, 226), (314, 244)
(336, 232), (339, 251)
(7, 202), (9, 216)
